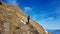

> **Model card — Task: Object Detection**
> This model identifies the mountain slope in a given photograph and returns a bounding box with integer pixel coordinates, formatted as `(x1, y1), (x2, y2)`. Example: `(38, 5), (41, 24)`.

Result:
(0, 3), (49, 34)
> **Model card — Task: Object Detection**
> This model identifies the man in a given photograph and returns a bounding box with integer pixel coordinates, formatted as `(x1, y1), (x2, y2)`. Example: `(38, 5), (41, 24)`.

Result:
(26, 16), (30, 24)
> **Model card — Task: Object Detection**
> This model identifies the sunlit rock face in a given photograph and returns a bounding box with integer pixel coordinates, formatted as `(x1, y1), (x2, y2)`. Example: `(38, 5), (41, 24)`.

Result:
(0, 3), (48, 34)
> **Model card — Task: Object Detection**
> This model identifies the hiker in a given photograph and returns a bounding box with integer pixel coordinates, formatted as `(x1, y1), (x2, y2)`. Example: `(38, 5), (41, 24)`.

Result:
(26, 16), (30, 24)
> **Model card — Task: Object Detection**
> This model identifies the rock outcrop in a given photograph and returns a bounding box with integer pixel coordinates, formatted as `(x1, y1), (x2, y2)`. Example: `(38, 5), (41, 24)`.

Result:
(0, 2), (49, 34)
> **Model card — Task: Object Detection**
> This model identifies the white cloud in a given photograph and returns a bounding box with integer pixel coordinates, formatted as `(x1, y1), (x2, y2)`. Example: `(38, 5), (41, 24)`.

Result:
(39, 17), (55, 22)
(24, 7), (32, 12)
(5, 0), (18, 5)
(47, 17), (54, 20)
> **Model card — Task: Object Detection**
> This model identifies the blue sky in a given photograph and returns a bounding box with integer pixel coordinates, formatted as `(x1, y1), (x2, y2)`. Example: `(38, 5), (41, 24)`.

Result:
(3, 0), (60, 30)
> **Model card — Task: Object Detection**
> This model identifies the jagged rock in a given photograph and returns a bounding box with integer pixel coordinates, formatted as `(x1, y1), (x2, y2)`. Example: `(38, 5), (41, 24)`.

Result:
(0, 2), (49, 34)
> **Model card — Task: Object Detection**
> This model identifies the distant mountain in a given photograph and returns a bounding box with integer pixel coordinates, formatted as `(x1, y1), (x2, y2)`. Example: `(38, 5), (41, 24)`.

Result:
(47, 30), (60, 34)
